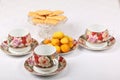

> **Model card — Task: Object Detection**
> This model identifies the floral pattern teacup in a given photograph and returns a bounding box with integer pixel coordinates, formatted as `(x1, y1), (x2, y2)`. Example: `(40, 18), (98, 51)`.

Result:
(85, 25), (109, 44)
(33, 45), (57, 70)
(7, 29), (32, 53)
(8, 29), (32, 48)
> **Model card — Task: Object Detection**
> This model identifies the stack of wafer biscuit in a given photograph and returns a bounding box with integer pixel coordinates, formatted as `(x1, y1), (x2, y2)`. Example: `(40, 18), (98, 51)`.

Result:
(28, 10), (67, 25)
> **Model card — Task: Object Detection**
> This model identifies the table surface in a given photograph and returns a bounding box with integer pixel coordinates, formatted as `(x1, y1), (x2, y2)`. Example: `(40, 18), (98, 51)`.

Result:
(0, 0), (120, 80)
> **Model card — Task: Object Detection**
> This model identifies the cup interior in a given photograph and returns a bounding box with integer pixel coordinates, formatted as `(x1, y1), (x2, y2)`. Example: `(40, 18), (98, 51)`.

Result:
(87, 24), (107, 32)
(34, 45), (56, 55)
(9, 29), (29, 37)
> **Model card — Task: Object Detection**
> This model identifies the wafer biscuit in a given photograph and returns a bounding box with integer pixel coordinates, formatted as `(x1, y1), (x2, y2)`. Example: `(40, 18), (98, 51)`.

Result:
(28, 12), (35, 16)
(49, 10), (64, 16)
(32, 18), (44, 24)
(47, 16), (66, 21)
(28, 10), (66, 25)
(36, 10), (52, 16)
(44, 19), (59, 25)
(28, 12), (46, 20)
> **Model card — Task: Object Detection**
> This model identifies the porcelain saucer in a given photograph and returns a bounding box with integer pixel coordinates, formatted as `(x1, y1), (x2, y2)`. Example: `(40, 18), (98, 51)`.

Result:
(78, 35), (115, 50)
(24, 56), (66, 76)
(0, 38), (38, 56)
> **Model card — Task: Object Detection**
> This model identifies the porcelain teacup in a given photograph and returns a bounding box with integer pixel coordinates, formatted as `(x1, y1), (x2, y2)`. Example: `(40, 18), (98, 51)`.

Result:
(33, 45), (58, 72)
(7, 29), (32, 53)
(85, 25), (109, 48)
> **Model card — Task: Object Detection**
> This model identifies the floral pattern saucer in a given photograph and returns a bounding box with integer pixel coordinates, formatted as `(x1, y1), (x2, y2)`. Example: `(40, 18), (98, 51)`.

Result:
(78, 35), (115, 50)
(0, 38), (38, 56)
(24, 56), (66, 76)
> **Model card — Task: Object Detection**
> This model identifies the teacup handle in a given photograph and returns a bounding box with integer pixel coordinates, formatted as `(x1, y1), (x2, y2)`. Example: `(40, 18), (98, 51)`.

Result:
(52, 57), (59, 67)
(54, 52), (59, 60)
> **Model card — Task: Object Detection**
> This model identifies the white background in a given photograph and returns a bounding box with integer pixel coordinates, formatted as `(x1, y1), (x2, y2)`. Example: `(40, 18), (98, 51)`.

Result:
(0, 0), (120, 80)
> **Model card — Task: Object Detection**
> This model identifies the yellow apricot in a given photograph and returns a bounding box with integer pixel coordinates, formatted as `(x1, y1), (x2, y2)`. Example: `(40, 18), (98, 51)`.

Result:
(60, 37), (69, 44)
(52, 31), (64, 39)
(68, 37), (73, 42)
(51, 38), (60, 46)
(60, 44), (70, 53)
(54, 46), (61, 53)
(43, 39), (51, 44)
(69, 42), (74, 48)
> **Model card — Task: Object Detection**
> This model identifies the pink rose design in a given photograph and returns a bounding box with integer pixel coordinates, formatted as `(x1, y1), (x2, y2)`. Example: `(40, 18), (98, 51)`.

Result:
(38, 56), (52, 68)
(10, 38), (22, 47)
(87, 35), (98, 43)
(102, 31), (108, 41)
(26, 34), (32, 46)
(27, 57), (34, 66)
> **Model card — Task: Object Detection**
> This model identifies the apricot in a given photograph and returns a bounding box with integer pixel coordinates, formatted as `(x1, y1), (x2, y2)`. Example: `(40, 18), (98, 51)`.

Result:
(60, 37), (69, 44)
(54, 46), (61, 53)
(43, 39), (51, 44)
(60, 44), (70, 53)
(51, 38), (60, 46)
(52, 31), (64, 39)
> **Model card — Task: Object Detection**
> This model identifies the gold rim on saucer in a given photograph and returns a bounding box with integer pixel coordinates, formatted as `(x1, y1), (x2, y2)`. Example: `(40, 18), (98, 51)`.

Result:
(78, 35), (115, 50)
(0, 38), (38, 56)
(24, 56), (66, 76)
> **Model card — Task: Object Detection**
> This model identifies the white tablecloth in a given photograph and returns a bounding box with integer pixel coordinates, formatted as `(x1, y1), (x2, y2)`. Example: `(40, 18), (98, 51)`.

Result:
(0, 0), (120, 80)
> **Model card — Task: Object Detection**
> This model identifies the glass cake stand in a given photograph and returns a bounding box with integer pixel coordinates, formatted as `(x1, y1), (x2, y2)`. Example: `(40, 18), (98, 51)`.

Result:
(29, 18), (67, 39)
